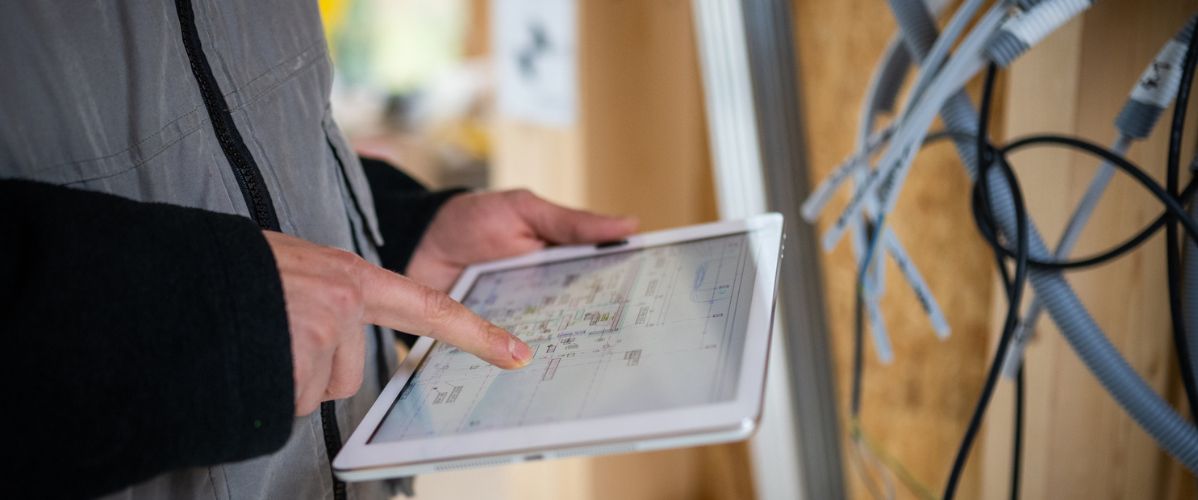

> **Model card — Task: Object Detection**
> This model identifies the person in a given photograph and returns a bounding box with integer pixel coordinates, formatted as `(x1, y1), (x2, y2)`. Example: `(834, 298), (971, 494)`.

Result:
(1, 2), (636, 499)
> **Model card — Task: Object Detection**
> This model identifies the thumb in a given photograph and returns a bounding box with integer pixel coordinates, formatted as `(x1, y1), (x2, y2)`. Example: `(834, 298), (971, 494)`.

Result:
(513, 190), (639, 244)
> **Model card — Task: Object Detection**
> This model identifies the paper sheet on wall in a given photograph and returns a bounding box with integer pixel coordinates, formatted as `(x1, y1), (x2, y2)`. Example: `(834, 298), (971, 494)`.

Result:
(492, 0), (577, 127)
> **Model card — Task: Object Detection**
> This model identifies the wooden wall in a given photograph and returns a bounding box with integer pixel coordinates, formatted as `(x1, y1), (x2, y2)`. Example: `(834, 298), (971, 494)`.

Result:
(794, 0), (1198, 499)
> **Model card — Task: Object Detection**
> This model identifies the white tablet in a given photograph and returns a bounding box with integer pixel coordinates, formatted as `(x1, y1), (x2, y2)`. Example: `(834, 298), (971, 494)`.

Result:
(334, 213), (784, 480)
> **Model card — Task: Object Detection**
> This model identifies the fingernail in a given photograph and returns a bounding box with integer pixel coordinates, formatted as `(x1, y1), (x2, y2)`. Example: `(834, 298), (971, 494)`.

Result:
(508, 337), (533, 366)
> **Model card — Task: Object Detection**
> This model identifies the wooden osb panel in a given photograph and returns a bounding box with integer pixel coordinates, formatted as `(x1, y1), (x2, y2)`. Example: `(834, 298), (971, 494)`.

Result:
(980, 1), (1198, 499)
(792, 1), (997, 498)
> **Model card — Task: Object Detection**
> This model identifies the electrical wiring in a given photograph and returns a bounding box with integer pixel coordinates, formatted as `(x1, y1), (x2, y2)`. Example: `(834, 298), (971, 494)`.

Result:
(844, 32), (912, 497)
(844, 0), (1105, 295)
(852, 35), (907, 337)
(851, 255), (894, 497)
(849, 133), (967, 370)
(943, 62), (1030, 500)
(852, 418), (939, 500)
(972, 135), (1198, 255)
(977, 171), (1028, 500)
(1164, 14), (1198, 421)
(1012, 365), (1024, 500)
(803, 126), (893, 222)
(973, 175), (1198, 269)
(852, 286), (937, 500)
(981, 177), (1026, 500)
(906, 0), (987, 108)
(950, 31), (1198, 496)
(843, 31), (916, 497)
(843, 14), (1015, 497)
(846, 129), (987, 499)
(821, 3), (1006, 253)
(803, 0), (1198, 496)
(1000, 134), (1133, 379)
(1185, 154), (1198, 409)
(849, 429), (895, 500)
(837, 4), (1014, 497)
(809, 2), (976, 362)
(1000, 11), (1198, 370)
(986, 0), (1095, 67)
(991, 18), (1198, 413)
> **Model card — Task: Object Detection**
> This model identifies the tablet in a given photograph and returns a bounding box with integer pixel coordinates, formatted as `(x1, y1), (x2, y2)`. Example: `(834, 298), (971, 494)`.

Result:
(334, 213), (784, 480)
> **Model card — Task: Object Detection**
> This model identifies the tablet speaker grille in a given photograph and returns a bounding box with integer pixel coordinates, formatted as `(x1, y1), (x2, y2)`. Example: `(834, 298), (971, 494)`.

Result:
(433, 456), (515, 472)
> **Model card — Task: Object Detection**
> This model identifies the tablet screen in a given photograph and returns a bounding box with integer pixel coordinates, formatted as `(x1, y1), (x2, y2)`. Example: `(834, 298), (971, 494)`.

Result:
(371, 232), (757, 442)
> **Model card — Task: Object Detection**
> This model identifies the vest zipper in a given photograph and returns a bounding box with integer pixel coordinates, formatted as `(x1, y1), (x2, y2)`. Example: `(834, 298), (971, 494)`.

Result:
(174, 0), (279, 231)
(173, 2), (346, 499)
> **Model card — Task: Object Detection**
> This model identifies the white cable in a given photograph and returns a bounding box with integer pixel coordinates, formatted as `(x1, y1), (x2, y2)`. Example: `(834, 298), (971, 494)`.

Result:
(822, 6), (1006, 252)
(883, 229), (951, 338)
(804, 1), (966, 360)
(802, 127), (892, 222)
(905, 0), (988, 117)
(988, 0), (1095, 67)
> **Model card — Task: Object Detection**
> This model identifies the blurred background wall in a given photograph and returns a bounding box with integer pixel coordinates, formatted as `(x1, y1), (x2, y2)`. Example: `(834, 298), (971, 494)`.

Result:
(318, 0), (1198, 498)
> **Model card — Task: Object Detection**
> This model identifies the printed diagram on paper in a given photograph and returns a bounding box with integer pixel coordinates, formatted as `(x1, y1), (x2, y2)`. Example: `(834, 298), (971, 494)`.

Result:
(373, 233), (755, 442)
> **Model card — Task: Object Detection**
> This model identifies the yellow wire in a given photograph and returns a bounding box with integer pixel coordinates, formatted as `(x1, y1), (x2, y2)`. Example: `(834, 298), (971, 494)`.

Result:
(850, 417), (940, 500)
(849, 434), (889, 500)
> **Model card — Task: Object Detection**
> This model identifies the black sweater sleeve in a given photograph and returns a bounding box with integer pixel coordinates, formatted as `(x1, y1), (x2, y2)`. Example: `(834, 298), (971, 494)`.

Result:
(2, 180), (294, 498)
(358, 157), (467, 274)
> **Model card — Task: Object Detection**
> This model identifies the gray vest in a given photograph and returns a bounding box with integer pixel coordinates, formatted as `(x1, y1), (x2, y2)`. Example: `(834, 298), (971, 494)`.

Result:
(1, 2), (397, 498)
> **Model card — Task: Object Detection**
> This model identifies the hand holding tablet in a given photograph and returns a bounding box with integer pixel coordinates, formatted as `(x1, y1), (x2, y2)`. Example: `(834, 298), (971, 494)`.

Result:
(335, 214), (784, 479)
(407, 189), (640, 292)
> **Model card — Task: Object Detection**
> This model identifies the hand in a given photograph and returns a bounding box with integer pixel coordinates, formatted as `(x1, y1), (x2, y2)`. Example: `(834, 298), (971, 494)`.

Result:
(263, 231), (533, 416)
(406, 189), (639, 291)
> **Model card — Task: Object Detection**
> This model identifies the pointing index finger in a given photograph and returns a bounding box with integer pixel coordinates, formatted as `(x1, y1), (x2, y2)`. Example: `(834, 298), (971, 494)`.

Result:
(358, 263), (532, 369)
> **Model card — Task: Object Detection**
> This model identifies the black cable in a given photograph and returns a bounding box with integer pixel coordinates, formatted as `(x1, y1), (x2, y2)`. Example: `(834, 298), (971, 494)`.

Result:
(946, 29), (1198, 498)
(1012, 364), (1024, 500)
(1166, 14), (1198, 421)
(970, 176), (1196, 269)
(983, 193), (1025, 500)
(944, 62), (1030, 500)
(977, 176), (1197, 269)
(971, 136), (1198, 265)
(850, 34), (1198, 495)
(852, 280), (865, 418)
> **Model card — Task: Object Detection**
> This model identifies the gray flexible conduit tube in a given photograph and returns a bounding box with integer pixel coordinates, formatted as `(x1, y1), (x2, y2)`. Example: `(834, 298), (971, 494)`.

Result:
(888, 0), (1198, 473)
(871, 39), (913, 118)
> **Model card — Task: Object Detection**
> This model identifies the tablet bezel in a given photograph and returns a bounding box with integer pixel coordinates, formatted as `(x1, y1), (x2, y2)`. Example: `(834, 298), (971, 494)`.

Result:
(333, 213), (783, 476)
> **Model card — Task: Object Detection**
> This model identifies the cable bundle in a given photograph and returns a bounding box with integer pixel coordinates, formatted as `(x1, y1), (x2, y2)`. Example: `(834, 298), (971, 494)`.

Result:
(801, 0), (1198, 498)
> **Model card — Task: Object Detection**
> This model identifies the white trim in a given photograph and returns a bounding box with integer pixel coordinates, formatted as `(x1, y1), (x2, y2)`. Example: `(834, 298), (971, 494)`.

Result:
(691, 1), (805, 499)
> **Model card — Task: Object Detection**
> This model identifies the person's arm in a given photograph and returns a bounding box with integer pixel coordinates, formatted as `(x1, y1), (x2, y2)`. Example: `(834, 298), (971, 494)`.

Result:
(358, 157), (467, 274)
(2, 180), (294, 497)
(3, 179), (533, 498)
